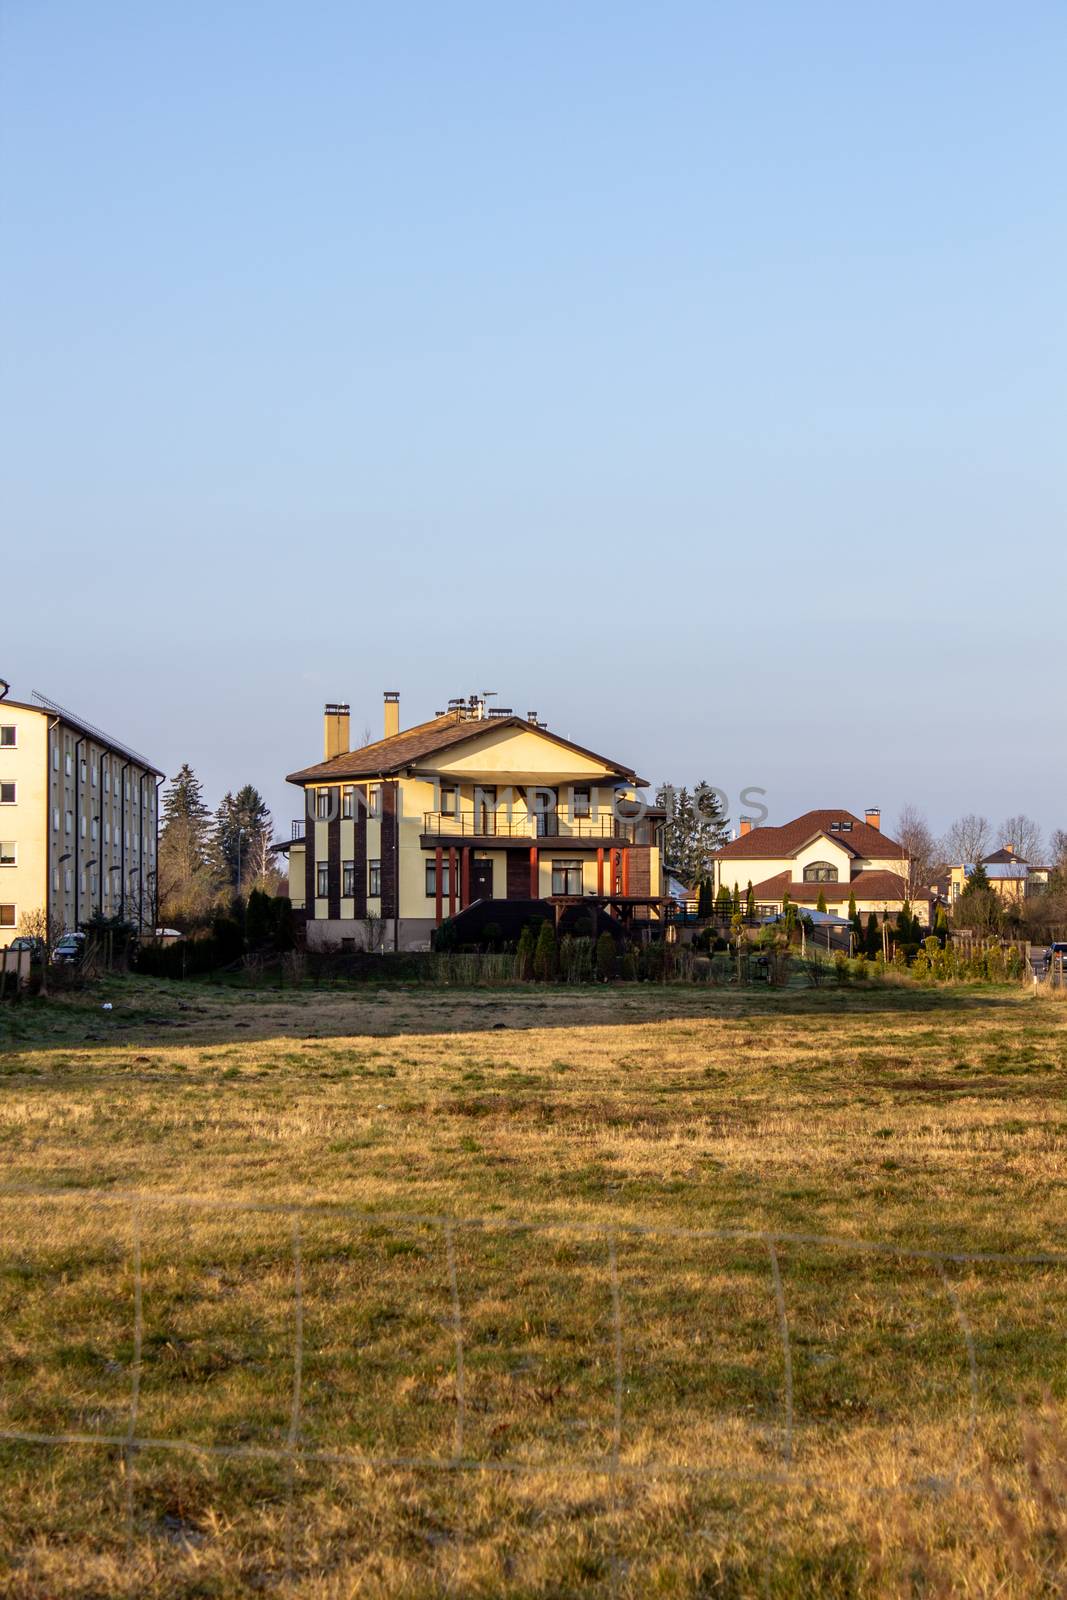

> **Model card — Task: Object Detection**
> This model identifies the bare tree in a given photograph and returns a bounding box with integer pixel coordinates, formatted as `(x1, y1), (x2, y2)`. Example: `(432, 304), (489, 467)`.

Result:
(246, 821), (282, 895)
(997, 813), (1044, 864)
(1050, 829), (1067, 872)
(16, 907), (64, 995)
(894, 804), (938, 900)
(941, 813), (991, 865)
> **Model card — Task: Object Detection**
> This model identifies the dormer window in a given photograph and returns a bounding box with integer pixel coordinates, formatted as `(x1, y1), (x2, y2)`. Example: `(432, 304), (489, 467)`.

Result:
(829, 820), (852, 833)
(803, 861), (838, 882)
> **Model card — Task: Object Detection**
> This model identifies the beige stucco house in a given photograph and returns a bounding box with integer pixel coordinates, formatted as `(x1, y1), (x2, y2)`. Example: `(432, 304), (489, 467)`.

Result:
(711, 807), (922, 924)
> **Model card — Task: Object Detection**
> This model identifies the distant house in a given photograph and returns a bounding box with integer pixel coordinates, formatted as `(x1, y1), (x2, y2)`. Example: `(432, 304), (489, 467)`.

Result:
(711, 808), (922, 924)
(948, 844), (1049, 907)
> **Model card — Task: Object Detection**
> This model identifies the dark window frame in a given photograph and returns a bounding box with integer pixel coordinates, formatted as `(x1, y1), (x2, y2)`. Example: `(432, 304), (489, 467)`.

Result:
(551, 859), (584, 895)
(368, 859), (381, 898)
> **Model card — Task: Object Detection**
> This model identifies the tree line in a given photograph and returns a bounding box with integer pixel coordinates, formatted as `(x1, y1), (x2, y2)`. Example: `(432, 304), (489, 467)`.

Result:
(157, 763), (282, 929)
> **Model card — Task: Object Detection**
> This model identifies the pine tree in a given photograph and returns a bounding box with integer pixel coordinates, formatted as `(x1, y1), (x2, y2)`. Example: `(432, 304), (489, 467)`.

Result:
(654, 781), (730, 885)
(731, 882), (741, 916)
(934, 904), (949, 945)
(745, 881), (755, 918)
(158, 764), (217, 928)
(696, 878), (712, 917)
(596, 932), (617, 982)
(715, 882), (731, 916)
(211, 785), (273, 897)
(816, 889), (828, 914)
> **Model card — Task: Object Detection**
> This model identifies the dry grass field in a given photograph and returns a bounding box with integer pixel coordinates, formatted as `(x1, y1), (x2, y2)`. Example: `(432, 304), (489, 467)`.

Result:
(0, 975), (1065, 1597)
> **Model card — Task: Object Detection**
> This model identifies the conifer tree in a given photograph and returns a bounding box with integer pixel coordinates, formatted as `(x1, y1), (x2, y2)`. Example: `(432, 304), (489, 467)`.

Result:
(731, 882), (741, 916)
(816, 889), (828, 914)
(865, 911), (881, 958)
(745, 881), (755, 918)
(158, 763), (217, 928)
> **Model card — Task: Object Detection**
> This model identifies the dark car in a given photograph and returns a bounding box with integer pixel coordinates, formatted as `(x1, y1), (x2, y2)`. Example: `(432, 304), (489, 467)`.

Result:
(52, 931), (86, 966)
(7, 935), (46, 962)
(1046, 942), (1067, 967)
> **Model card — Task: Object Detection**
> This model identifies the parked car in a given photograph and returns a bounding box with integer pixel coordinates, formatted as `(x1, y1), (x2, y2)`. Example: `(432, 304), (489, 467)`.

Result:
(52, 931), (86, 965)
(7, 935), (46, 962)
(1046, 942), (1067, 968)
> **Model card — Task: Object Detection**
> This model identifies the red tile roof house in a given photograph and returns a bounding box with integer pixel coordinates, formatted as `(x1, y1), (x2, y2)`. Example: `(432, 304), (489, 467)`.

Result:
(711, 808), (926, 925)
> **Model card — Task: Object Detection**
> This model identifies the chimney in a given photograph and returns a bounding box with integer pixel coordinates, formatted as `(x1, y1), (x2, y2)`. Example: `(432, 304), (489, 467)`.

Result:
(739, 818), (753, 837)
(383, 691), (400, 739)
(323, 702), (350, 761)
(1004, 841), (1015, 856)
(865, 807), (881, 831)
(527, 710), (538, 724)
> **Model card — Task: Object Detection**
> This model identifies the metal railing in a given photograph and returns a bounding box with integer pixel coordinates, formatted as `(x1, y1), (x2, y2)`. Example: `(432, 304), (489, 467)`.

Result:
(291, 820), (306, 841)
(423, 810), (633, 841)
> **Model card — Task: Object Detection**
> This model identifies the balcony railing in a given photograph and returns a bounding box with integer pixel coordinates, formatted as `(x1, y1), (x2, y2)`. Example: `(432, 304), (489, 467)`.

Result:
(423, 810), (634, 841)
(291, 819), (306, 841)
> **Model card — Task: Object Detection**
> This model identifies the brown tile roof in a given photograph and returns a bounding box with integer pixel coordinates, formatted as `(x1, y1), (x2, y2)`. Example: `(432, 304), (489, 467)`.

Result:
(749, 868), (912, 903)
(982, 847), (1029, 866)
(714, 810), (905, 862)
(287, 714), (642, 785)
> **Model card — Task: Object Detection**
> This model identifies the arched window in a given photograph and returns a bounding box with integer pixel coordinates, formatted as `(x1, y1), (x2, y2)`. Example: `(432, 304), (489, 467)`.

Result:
(803, 861), (838, 883)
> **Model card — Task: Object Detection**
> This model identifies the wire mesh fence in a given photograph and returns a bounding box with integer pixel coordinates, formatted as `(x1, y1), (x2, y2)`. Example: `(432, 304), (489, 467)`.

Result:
(1, 1189), (1064, 1590)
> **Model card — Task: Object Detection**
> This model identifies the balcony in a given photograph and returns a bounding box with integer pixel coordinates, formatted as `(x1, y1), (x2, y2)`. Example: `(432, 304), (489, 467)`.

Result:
(421, 810), (636, 846)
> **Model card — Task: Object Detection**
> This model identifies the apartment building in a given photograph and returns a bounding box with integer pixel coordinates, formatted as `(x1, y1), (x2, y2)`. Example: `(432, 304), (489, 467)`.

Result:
(284, 692), (663, 950)
(0, 686), (164, 945)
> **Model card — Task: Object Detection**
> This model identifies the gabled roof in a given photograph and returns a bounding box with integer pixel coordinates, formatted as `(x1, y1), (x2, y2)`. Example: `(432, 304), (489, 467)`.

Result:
(287, 713), (643, 785)
(981, 848), (1029, 866)
(714, 809), (906, 861)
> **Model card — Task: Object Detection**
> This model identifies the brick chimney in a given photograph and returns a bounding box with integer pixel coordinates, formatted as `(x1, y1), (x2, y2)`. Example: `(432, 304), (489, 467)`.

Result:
(323, 702), (350, 761)
(1004, 841), (1015, 856)
(384, 691), (400, 740)
(739, 818), (753, 837)
(865, 807), (881, 831)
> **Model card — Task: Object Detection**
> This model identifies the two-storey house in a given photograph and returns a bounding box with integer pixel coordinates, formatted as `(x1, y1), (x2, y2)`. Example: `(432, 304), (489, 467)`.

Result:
(710, 807), (921, 924)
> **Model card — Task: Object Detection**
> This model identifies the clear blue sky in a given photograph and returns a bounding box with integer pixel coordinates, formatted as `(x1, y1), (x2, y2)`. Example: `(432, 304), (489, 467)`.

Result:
(3, 2), (1064, 843)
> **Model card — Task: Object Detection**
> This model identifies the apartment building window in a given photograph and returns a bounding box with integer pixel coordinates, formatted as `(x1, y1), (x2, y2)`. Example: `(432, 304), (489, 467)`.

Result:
(91, 872), (98, 895)
(0, 783), (15, 805)
(803, 862), (838, 883)
(439, 784), (457, 817)
(369, 785), (382, 819)
(572, 786), (591, 819)
(104, 822), (110, 845)
(80, 815), (86, 838)
(342, 860), (356, 896)
(0, 905), (14, 929)
(368, 859), (381, 897)
(52, 869), (59, 893)
(315, 789), (332, 820)
(0, 726), (15, 748)
(80, 758), (86, 782)
(53, 743), (59, 771)
(551, 859), (584, 896)
(65, 753), (72, 777)
(91, 761), (97, 786)
(341, 785), (355, 819)
(91, 819), (98, 842)
(0, 842), (15, 866)
(104, 768), (110, 793)
(64, 870), (72, 892)
(425, 859), (450, 897)
(316, 861), (329, 897)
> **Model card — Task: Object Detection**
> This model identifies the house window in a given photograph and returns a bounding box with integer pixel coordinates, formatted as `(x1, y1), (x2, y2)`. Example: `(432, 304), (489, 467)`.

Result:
(829, 820), (853, 833)
(0, 842), (15, 866)
(572, 787), (591, 819)
(316, 789), (332, 820)
(0, 726), (15, 748)
(440, 784), (458, 817)
(342, 860), (356, 896)
(341, 785), (355, 819)
(368, 859), (381, 898)
(0, 783), (15, 805)
(551, 859), (584, 896)
(369, 785), (382, 819)
(316, 861), (329, 897)
(425, 859), (451, 897)
(0, 904), (14, 928)
(803, 862), (838, 883)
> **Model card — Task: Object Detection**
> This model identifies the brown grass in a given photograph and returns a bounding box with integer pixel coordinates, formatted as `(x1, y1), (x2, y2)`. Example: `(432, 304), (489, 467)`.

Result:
(0, 975), (1065, 1596)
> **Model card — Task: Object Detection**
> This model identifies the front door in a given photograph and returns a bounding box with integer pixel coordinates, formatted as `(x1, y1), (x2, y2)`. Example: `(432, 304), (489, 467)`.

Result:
(470, 857), (493, 902)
